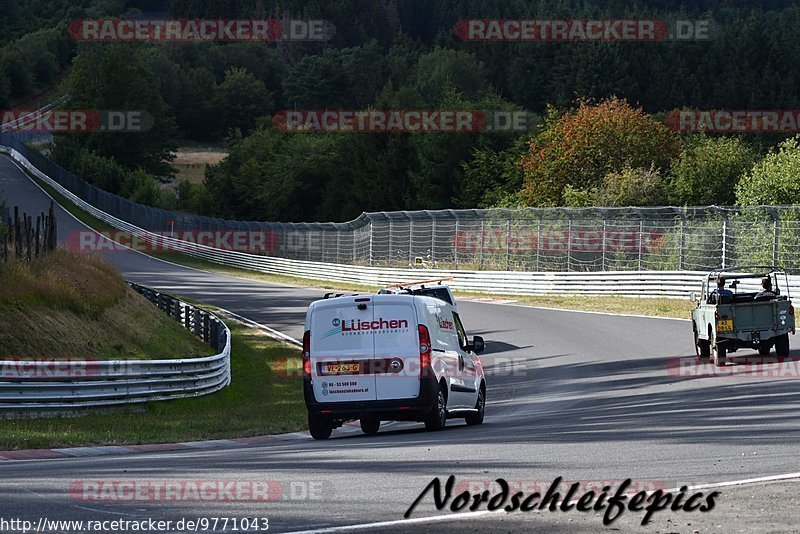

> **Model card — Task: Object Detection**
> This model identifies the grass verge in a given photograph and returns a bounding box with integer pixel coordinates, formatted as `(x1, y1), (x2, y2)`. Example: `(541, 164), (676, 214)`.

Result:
(29, 172), (693, 320)
(0, 250), (213, 360)
(0, 319), (306, 449)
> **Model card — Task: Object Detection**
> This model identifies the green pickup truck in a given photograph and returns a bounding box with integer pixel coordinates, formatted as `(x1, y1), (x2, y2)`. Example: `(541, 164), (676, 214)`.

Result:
(691, 267), (795, 366)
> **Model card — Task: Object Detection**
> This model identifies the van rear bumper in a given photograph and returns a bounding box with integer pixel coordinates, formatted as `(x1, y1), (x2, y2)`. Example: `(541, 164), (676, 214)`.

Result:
(304, 376), (439, 420)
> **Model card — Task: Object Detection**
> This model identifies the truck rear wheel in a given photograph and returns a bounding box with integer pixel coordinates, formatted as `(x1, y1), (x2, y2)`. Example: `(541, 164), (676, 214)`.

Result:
(758, 341), (773, 356)
(712, 342), (727, 367)
(775, 334), (790, 358)
(308, 415), (332, 440)
(695, 330), (710, 362)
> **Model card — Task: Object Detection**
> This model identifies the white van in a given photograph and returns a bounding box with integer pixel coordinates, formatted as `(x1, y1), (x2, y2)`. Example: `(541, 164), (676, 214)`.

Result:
(301, 283), (486, 439)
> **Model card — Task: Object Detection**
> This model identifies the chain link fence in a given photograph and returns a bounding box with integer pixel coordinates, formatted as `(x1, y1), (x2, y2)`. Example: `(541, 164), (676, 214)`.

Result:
(4, 133), (800, 274)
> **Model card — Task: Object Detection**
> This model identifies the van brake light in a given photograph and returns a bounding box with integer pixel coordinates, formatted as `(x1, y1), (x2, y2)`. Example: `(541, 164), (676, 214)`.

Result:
(302, 330), (311, 377)
(418, 324), (432, 374)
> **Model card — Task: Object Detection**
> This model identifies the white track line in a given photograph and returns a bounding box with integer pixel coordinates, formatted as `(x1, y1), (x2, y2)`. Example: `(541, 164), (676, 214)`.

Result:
(214, 308), (301, 346)
(286, 471), (800, 533)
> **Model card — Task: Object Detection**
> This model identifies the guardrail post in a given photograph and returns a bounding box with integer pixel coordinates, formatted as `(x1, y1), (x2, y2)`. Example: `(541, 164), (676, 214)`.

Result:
(193, 308), (201, 336)
(203, 313), (210, 343)
(174, 299), (181, 321)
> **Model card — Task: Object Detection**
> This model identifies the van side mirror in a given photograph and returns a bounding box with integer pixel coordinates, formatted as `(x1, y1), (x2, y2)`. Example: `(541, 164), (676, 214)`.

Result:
(690, 292), (697, 303)
(471, 336), (485, 354)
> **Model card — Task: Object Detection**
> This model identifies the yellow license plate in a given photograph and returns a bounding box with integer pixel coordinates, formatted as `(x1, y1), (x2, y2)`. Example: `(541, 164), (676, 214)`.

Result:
(322, 363), (360, 375)
(717, 319), (734, 332)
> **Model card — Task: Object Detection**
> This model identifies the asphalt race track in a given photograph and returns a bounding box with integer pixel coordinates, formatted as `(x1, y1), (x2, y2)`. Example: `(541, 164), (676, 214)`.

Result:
(2, 155), (800, 532)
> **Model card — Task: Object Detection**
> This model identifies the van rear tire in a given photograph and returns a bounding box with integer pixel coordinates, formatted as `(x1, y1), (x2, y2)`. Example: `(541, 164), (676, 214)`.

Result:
(360, 416), (380, 435)
(424, 387), (447, 431)
(308, 415), (332, 440)
(465, 387), (485, 426)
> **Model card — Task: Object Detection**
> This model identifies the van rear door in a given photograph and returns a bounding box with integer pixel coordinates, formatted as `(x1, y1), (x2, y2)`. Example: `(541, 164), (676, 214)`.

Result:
(372, 296), (420, 401)
(309, 297), (376, 403)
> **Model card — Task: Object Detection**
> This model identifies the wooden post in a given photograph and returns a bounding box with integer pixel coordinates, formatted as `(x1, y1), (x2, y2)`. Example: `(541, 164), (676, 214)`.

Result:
(25, 214), (32, 261)
(34, 215), (41, 257)
(14, 206), (21, 259)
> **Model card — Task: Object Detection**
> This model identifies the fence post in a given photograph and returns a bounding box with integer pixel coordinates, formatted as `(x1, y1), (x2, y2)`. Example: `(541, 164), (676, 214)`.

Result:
(566, 211), (573, 272)
(453, 213), (459, 268)
(768, 207), (779, 267)
(408, 214), (414, 266)
(388, 218), (393, 265)
(676, 207), (686, 271)
(335, 225), (341, 264)
(635, 209), (644, 271)
(369, 221), (374, 267)
(721, 211), (728, 269)
(479, 218), (485, 270)
(505, 218), (511, 271)
(430, 212), (436, 263)
(535, 210), (542, 272)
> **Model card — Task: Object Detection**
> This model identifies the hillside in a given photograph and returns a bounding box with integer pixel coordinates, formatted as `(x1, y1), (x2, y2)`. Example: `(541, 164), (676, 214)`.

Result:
(0, 250), (213, 360)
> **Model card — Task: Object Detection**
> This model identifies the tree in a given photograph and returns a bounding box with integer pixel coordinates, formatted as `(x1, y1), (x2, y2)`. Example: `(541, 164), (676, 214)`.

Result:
(737, 136), (800, 205)
(670, 135), (755, 206)
(213, 67), (274, 135)
(64, 44), (176, 174)
(518, 97), (681, 206)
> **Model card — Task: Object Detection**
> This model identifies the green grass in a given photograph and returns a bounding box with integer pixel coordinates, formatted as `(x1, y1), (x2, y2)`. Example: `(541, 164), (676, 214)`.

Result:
(0, 320), (306, 449)
(0, 250), (213, 360)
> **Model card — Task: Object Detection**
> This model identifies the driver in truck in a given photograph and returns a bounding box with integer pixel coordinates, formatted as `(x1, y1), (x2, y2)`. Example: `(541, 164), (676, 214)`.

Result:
(709, 276), (733, 304)
(756, 277), (777, 299)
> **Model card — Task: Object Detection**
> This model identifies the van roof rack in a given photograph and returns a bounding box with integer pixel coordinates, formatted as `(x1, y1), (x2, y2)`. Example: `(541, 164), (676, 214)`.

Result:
(383, 277), (454, 289)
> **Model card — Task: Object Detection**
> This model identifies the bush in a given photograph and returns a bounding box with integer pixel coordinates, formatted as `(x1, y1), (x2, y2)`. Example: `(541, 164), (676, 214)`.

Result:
(518, 97), (681, 207)
(670, 135), (755, 206)
(737, 135), (800, 205)
(595, 166), (669, 207)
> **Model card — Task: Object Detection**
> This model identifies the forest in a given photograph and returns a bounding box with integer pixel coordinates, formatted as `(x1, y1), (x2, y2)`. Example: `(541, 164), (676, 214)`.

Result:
(4, 1), (800, 222)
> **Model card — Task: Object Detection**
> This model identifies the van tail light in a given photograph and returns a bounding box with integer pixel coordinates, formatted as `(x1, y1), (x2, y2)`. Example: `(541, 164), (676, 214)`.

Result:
(418, 324), (432, 375)
(790, 306), (795, 317)
(302, 330), (311, 377)
(714, 310), (720, 321)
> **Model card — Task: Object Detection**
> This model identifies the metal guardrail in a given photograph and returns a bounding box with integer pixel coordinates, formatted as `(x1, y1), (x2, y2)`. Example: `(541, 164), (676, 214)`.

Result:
(0, 282), (231, 415)
(3, 131), (800, 273)
(6, 143), (800, 299)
